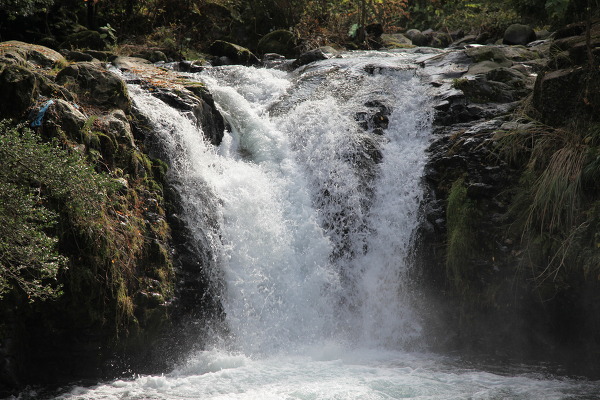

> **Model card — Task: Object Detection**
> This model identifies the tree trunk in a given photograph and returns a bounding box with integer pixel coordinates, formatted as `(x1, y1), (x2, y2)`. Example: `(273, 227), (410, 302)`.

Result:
(87, 0), (97, 30)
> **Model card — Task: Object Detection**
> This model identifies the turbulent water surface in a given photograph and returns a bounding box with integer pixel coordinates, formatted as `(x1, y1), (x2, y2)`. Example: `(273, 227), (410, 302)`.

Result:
(47, 51), (599, 399)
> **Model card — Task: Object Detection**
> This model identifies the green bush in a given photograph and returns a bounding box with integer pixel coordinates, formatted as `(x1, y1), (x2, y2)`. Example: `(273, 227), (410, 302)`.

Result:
(0, 120), (115, 301)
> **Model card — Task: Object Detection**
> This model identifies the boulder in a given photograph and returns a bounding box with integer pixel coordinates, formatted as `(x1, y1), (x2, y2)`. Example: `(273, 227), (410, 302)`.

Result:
(149, 84), (225, 146)
(0, 63), (38, 118)
(208, 40), (258, 66)
(465, 46), (512, 67)
(257, 30), (297, 58)
(450, 35), (479, 48)
(0, 41), (66, 69)
(46, 99), (87, 135)
(63, 50), (96, 62)
(97, 109), (135, 147)
(292, 47), (338, 69)
(380, 33), (413, 48)
(56, 62), (130, 111)
(184, 85), (226, 146)
(503, 24), (536, 46)
(532, 67), (599, 125)
(405, 29), (430, 46)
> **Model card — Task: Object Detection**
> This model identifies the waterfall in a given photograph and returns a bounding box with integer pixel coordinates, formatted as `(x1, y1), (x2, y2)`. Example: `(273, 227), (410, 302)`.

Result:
(128, 52), (432, 355)
(51, 52), (600, 400)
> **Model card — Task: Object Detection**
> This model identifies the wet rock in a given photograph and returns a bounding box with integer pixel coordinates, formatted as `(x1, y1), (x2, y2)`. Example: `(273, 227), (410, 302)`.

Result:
(184, 85), (226, 146)
(292, 47), (335, 69)
(56, 62), (131, 111)
(354, 100), (391, 135)
(261, 53), (291, 69)
(503, 24), (536, 46)
(449, 35), (479, 48)
(176, 60), (206, 73)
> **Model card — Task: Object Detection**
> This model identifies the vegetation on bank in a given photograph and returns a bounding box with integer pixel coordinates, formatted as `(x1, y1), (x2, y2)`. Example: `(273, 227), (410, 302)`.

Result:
(0, 121), (114, 302)
(1, 0), (597, 57)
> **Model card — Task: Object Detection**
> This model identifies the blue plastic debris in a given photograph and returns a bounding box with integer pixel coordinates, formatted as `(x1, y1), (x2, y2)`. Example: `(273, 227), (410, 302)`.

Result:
(31, 99), (55, 127)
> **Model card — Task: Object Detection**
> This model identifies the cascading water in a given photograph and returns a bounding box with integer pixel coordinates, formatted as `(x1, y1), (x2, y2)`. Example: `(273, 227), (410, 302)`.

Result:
(51, 52), (600, 399)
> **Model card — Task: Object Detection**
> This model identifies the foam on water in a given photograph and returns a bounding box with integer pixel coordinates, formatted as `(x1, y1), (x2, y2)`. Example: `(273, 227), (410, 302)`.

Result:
(53, 348), (599, 400)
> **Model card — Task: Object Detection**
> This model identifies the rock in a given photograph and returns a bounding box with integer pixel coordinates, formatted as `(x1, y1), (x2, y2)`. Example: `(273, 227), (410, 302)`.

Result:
(453, 73), (520, 104)
(46, 99), (87, 135)
(56, 62), (130, 111)
(380, 33), (413, 48)
(0, 41), (66, 69)
(132, 50), (169, 63)
(467, 60), (506, 76)
(366, 23), (384, 39)
(112, 56), (152, 71)
(60, 29), (108, 51)
(554, 22), (587, 40)
(503, 24), (536, 46)
(98, 109), (136, 147)
(534, 29), (552, 40)
(405, 29), (430, 46)
(532, 67), (599, 125)
(257, 30), (297, 58)
(0, 63), (38, 118)
(63, 50), (96, 62)
(453, 35), (480, 48)
(84, 50), (114, 61)
(176, 60), (206, 73)
(465, 46), (512, 67)
(184, 85), (226, 146)
(261, 53), (289, 69)
(430, 32), (452, 48)
(292, 47), (337, 68)
(354, 100), (391, 135)
(209, 40), (258, 66)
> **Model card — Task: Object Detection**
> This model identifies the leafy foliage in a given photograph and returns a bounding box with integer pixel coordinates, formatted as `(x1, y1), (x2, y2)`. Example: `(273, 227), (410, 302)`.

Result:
(0, 0), (55, 18)
(0, 120), (114, 301)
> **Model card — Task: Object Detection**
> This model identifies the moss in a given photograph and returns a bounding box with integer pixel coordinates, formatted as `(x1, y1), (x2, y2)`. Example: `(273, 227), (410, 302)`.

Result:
(446, 176), (478, 290)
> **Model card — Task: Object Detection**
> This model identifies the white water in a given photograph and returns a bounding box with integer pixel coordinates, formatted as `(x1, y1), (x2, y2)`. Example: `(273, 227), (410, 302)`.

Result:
(51, 52), (599, 399)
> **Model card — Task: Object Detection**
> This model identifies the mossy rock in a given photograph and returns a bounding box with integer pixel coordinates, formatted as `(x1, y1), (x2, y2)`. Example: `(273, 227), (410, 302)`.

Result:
(257, 30), (297, 58)
(380, 33), (414, 49)
(0, 63), (38, 118)
(60, 29), (108, 51)
(465, 46), (512, 67)
(56, 62), (130, 111)
(209, 40), (258, 66)
(0, 41), (66, 69)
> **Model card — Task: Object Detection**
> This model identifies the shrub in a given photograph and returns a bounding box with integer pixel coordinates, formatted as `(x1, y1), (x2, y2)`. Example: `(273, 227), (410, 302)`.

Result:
(0, 120), (114, 301)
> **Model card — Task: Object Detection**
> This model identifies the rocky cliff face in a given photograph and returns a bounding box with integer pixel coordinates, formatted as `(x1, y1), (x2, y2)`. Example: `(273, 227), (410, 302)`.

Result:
(415, 19), (600, 375)
(0, 41), (225, 395)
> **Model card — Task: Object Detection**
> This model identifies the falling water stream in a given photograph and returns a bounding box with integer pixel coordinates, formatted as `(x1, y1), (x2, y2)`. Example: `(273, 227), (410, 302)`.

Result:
(50, 51), (599, 399)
